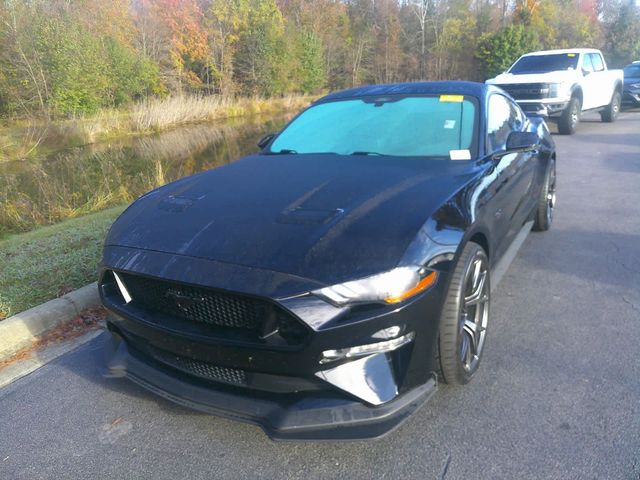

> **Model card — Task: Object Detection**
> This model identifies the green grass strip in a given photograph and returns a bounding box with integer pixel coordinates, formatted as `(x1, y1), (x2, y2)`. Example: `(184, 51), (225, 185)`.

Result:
(0, 205), (125, 320)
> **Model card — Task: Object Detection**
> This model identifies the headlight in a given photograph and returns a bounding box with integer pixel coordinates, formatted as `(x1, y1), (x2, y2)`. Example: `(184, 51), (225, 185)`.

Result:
(548, 83), (562, 97)
(313, 266), (437, 306)
(629, 82), (640, 92)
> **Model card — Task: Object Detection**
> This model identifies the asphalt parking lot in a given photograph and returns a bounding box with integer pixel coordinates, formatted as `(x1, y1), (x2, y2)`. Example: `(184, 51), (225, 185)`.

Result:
(1, 111), (639, 480)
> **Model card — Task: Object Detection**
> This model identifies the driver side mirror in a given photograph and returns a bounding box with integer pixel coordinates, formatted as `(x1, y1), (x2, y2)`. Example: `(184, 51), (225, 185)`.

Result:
(505, 131), (539, 153)
(257, 133), (275, 150)
(493, 132), (540, 160)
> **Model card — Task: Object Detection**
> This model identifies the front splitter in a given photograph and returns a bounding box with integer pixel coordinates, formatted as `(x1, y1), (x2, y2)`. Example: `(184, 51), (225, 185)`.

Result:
(100, 330), (437, 441)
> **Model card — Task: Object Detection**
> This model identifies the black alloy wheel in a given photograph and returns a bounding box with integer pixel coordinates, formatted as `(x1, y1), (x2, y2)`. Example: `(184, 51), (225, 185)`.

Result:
(436, 242), (490, 385)
(533, 159), (556, 232)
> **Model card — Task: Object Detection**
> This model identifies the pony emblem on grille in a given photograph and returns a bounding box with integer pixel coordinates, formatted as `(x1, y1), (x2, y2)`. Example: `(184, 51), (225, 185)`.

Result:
(165, 289), (205, 313)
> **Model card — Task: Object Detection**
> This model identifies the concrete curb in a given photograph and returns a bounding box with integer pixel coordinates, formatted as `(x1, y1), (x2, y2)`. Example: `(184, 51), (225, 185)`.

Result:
(0, 282), (99, 361)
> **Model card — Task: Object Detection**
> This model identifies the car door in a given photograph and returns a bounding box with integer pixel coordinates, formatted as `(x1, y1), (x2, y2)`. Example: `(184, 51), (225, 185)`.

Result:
(588, 52), (610, 108)
(485, 94), (536, 260)
(580, 53), (599, 110)
(505, 99), (539, 232)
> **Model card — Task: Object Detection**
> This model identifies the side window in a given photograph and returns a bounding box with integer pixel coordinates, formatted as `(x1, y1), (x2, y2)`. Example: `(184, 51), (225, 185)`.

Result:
(590, 53), (604, 72)
(487, 95), (521, 152)
(581, 54), (594, 74)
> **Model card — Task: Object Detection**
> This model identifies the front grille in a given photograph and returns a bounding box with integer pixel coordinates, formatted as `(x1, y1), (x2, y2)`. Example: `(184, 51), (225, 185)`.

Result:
(118, 272), (261, 330)
(150, 346), (247, 386)
(498, 83), (551, 100)
(103, 270), (309, 346)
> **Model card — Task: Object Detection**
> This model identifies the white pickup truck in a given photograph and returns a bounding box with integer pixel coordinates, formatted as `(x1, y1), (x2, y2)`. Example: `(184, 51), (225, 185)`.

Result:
(486, 48), (624, 134)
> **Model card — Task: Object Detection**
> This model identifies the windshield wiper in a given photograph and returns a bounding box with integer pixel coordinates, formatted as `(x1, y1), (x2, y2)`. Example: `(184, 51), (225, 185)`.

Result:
(266, 150), (342, 155)
(274, 149), (297, 154)
(351, 151), (384, 156)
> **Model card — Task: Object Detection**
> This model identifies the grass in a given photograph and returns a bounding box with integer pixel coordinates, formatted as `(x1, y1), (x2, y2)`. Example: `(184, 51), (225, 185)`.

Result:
(0, 94), (314, 163)
(0, 205), (125, 320)
(131, 94), (308, 131)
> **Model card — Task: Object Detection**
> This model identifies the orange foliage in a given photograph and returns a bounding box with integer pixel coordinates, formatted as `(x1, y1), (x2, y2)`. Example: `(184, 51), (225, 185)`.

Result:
(143, 0), (209, 83)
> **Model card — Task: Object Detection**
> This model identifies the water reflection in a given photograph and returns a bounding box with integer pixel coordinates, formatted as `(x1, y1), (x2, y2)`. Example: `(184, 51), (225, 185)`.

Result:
(0, 113), (290, 236)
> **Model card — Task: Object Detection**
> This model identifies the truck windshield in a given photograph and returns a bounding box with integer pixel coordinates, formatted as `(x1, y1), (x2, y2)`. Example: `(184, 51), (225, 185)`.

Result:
(509, 54), (579, 74)
(269, 96), (477, 159)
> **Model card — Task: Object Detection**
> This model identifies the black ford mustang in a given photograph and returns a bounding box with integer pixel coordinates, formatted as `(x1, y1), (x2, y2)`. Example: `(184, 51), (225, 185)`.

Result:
(100, 81), (556, 440)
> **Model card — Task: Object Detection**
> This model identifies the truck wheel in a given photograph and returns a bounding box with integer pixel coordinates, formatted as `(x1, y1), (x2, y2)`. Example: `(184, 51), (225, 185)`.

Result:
(600, 91), (621, 123)
(557, 96), (580, 135)
(435, 242), (490, 385)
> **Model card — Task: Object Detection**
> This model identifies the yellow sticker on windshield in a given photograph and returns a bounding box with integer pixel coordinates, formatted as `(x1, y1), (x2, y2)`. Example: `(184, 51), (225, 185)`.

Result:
(440, 95), (464, 103)
(567, 53), (576, 57)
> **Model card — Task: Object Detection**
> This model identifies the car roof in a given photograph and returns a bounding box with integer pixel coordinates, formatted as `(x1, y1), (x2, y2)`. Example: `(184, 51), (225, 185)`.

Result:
(521, 48), (600, 56)
(317, 81), (494, 103)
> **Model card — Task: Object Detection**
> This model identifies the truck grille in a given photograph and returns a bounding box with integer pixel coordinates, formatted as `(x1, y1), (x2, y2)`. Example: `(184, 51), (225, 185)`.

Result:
(102, 270), (309, 346)
(497, 83), (551, 100)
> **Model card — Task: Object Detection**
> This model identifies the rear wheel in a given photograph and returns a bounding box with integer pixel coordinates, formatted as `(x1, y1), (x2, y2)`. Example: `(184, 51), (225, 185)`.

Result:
(557, 96), (581, 135)
(436, 242), (490, 385)
(600, 91), (621, 123)
(533, 159), (556, 232)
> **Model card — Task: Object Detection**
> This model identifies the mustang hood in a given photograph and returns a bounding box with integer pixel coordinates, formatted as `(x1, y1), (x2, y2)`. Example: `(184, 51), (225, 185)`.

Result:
(105, 154), (475, 285)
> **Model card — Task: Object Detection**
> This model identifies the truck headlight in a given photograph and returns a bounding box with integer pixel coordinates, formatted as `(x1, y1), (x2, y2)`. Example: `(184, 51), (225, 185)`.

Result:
(313, 266), (437, 306)
(549, 83), (561, 97)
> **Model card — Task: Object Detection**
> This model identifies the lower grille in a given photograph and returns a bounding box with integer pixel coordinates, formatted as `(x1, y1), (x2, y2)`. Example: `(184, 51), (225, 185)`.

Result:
(150, 347), (247, 386)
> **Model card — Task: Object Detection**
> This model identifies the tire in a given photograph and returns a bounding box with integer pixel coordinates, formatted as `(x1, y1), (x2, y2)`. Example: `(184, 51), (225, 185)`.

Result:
(557, 96), (581, 135)
(533, 159), (556, 232)
(436, 242), (490, 385)
(600, 91), (621, 123)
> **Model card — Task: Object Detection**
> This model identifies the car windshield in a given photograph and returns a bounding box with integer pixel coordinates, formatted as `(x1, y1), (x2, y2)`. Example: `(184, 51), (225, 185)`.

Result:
(509, 53), (579, 74)
(624, 64), (640, 78)
(268, 95), (477, 159)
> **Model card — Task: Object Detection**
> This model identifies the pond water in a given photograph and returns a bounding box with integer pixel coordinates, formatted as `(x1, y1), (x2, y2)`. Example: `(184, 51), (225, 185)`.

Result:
(0, 113), (291, 236)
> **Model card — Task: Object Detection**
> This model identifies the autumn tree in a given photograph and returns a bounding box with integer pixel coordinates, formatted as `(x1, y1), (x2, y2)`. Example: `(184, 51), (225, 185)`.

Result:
(477, 24), (541, 78)
(204, 0), (251, 95)
(602, 0), (640, 66)
(1, 0), (639, 116)
(233, 0), (289, 96)
(135, 0), (209, 91)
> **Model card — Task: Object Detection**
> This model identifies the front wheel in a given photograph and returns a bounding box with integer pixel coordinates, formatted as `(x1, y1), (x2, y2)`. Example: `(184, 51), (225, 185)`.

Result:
(533, 159), (556, 232)
(557, 96), (581, 135)
(600, 91), (621, 123)
(436, 242), (490, 385)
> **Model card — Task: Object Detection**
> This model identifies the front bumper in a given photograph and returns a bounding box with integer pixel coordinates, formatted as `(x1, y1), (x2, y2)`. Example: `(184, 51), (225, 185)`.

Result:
(622, 89), (640, 106)
(99, 246), (446, 440)
(515, 99), (570, 117)
(102, 329), (437, 440)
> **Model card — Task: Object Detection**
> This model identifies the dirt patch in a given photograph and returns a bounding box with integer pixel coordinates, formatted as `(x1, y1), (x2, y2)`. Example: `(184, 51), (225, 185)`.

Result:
(0, 306), (106, 370)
